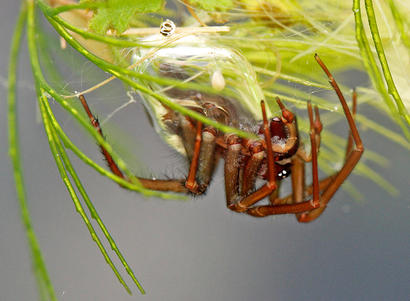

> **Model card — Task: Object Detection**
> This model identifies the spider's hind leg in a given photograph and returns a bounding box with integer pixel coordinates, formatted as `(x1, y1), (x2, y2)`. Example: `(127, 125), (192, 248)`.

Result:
(78, 94), (217, 194)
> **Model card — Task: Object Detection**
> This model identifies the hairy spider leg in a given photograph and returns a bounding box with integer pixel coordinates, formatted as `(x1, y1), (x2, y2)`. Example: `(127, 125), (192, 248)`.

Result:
(178, 115), (218, 193)
(185, 121), (203, 192)
(224, 134), (242, 208)
(79, 95), (124, 179)
(196, 126), (218, 190)
(178, 115), (197, 160)
(79, 94), (191, 193)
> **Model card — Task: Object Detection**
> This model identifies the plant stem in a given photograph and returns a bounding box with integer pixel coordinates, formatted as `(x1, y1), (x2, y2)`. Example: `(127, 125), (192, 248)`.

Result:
(8, 1), (57, 300)
(353, 0), (410, 140)
(364, 0), (410, 125)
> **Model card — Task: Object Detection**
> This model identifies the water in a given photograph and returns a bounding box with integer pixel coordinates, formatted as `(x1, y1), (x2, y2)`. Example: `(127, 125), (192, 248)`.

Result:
(0, 2), (409, 300)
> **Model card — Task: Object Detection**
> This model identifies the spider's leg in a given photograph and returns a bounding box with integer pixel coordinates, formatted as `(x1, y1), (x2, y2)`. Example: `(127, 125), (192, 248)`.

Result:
(197, 126), (218, 191)
(246, 102), (322, 217)
(224, 134), (242, 208)
(241, 141), (264, 196)
(184, 121), (218, 193)
(176, 113), (218, 193)
(247, 174), (337, 217)
(247, 55), (363, 218)
(296, 103), (323, 163)
(79, 94), (124, 179)
(298, 58), (363, 221)
(179, 115), (196, 160)
(185, 121), (203, 192)
(269, 181), (281, 204)
(286, 155), (305, 205)
(308, 101), (320, 207)
(227, 101), (278, 213)
(274, 101), (322, 206)
(275, 90), (354, 199)
(345, 89), (357, 160)
(79, 94), (188, 193)
(280, 175), (336, 205)
(295, 102), (322, 221)
(270, 93), (353, 208)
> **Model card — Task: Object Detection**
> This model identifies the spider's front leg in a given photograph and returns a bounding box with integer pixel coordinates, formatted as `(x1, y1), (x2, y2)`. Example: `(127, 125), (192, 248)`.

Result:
(246, 101), (323, 217)
(297, 55), (364, 222)
(287, 91), (358, 221)
(78, 95), (217, 195)
(247, 54), (364, 220)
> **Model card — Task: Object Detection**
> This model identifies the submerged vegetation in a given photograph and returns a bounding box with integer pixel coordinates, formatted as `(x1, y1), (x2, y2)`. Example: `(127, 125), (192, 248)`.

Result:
(7, 0), (410, 299)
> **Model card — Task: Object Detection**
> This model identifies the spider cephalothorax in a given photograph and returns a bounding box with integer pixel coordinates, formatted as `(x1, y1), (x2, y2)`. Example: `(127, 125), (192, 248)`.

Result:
(79, 54), (363, 223)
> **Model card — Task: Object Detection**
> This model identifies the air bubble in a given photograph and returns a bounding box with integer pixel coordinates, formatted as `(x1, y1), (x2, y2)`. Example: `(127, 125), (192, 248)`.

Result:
(135, 35), (265, 155)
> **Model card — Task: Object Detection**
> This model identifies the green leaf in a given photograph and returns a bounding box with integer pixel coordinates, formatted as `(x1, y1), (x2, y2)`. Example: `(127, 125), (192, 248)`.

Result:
(188, 0), (233, 11)
(89, 0), (164, 34)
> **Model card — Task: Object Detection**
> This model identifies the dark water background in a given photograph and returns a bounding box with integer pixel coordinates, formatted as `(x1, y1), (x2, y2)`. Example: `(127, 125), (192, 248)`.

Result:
(1, 2), (409, 300)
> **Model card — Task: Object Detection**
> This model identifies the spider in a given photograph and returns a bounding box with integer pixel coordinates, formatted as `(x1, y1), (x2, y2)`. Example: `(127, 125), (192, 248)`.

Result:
(79, 54), (364, 223)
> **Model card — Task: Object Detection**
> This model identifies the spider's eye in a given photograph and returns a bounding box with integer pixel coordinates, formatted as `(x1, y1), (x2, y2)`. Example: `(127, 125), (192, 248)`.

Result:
(276, 163), (291, 180)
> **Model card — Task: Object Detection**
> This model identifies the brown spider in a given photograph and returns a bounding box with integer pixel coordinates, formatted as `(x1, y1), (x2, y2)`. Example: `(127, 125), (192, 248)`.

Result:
(79, 54), (364, 223)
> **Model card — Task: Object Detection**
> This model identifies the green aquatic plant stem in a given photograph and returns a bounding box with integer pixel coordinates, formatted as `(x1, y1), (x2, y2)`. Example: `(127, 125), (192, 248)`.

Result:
(352, 0), (410, 141)
(41, 85), (177, 199)
(45, 1), (106, 16)
(37, 92), (133, 294)
(254, 66), (331, 90)
(38, 92), (145, 294)
(28, 0), (134, 293)
(39, 8), (258, 140)
(37, 0), (388, 205)
(364, 0), (410, 125)
(39, 3), (244, 104)
(26, 1), (178, 294)
(40, 98), (147, 294)
(43, 100), (171, 194)
(28, 1), (182, 200)
(8, 2), (57, 300)
(38, 2), (145, 48)
(388, 0), (410, 49)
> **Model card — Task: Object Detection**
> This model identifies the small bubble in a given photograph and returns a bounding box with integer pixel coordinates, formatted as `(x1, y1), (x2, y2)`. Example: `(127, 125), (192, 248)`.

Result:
(211, 69), (225, 91)
(160, 19), (176, 37)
